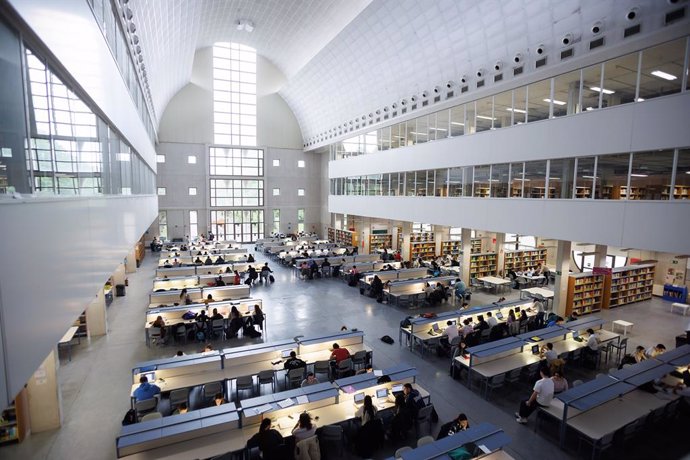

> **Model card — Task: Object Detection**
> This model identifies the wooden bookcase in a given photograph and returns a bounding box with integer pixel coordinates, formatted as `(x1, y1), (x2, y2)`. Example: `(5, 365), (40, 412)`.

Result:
(470, 253), (498, 279)
(663, 185), (690, 200)
(74, 311), (88, 338)
(327, 227), (355, 246)
(609, 186), (643, 200)
(575, 186), (592, 198)
(566, 272), (605, 316)
(503, 248), (547, 273)
(530, 187), (556, 198)
(440, 240), (461, 257)
(0, 388), (28, 445)
(604, 264), (655, 308)
(369, 233), (392, 251)
(471, 238), (482, 254)
(473, 185), (490, 198)
(409, 232), (435, 260)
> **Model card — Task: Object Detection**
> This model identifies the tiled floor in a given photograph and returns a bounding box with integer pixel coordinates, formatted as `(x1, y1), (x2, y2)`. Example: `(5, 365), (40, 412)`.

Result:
(3, 248), (689, 460)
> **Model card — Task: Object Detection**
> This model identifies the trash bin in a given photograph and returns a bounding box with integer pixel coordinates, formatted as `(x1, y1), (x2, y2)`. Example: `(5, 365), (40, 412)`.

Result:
(116, 284), (126, 297)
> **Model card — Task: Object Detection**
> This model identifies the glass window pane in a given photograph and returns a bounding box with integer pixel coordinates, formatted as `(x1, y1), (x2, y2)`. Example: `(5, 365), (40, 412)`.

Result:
(405, 120), (416, 146)
(575, 157), (596, 198)
(493, 91), (512, 128)
(549, 158), (575, 199)
(630, 149), (674, 200)
(448, 167), (463, 197)
(434, 169), (447, 197)
(475, 96), (494, 132)
(491, 163), (509, 197)
(552, 70), (581, 117)
(450, 105), (465, 136)
(674, 149), (690, 199)
(465, 102), (476, 135)
(595, 153), (630, 199)
(510, 162), (524, 197)
(602, 53), (639, 107)
(512, 87), (527, 125)
(434, 110), (449, 140)
(524, 160), (548, 198)
(639, 38), (685, 101)
(527, 79), (551, 122)
(405, 172), (416, 196)
(582, 64), (603, 111)
(473, 165), (490, 197)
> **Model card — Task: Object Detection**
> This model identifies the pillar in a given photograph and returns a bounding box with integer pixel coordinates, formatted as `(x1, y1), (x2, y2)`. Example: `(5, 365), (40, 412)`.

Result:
(112, 263), (126, 287)
(593, 244), (607, 268)
(495, 233), (506, 277)
(460, 228), (472, 285)
(392, 226), (400, 252)
(552, 240), (572, 317)
(86, 287), (107, 337)
(125, 248), (137, 274)
(27, 351), (62, 432)
(433, 226), (446, 258)
(401, 222), (412, 261)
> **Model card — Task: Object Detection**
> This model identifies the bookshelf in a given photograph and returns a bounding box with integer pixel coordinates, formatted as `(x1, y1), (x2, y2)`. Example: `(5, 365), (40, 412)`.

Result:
(440, 240), (461, 256)
(611, 186), (643, 200)
(663, 185), (690, 200)
(410, 241), (437, 260)
(397, 231), (404, 252)
(369, 233), (392, 251)
(471, 238), (482, 254)
(575, 186), (592, 198)
(566, 272), (605, 316)
(503, 248), (547, 273)
(604, 264), (655, 308)
(0, 388), (28, 445)
(327, 227), (355, 246)
(530, 187), (556, 198)
(74, 311), (88, 338)
(473, 185), (490, 198)
(470, 252), (498, 279)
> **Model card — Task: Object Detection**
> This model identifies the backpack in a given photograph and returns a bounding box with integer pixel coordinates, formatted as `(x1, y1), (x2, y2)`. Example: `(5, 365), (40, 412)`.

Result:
(380, 335), (394, 345)
(122, 409), (136, 426)
(182, 311), (197, 320)
(196, 331), (205, 342)
(400, 316), (413, 328)
(269, 275), (275, 283)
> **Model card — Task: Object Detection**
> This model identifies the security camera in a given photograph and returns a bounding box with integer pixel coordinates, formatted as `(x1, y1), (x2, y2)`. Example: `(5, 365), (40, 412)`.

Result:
(400, 99), (407, 106)
(421, 91), (428, 98)
(433, 86), (441, 94)
(410, 95), (417, 103)
(626, 7), (638, 21)
(591, 21), (602, 35)
(383, 106), (389, 112)
(460, 75), (468, 84)
(446, 81), (455, 89)
(494, 61), (503, 72)
(391, 103), (397, 109)
(476, 68), (485, 78)
(513, 53), (523, 64)
(562, 34), (573, 46)
(368, 113), (373, 118)
(375, 109), (381, 115)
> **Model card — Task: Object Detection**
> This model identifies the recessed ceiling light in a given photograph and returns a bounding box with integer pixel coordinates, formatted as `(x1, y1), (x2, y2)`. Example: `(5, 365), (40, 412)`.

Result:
(630, 173), (648, 177)
(585, 107), (594, 111)
(409, 132), (428, 136)
(450, 122), (465, 126)
(476, 115), (497, 120)
(651, 70), (676, 81)
(543, 98), (567, 106)
(636, 98), (645, 102)
(506, 107), (526, 114)
(589, 86), (615, 95)
(429, 127), (447, 132)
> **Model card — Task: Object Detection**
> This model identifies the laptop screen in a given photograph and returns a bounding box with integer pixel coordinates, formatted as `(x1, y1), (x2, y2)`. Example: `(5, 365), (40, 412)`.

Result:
(247, 304), (255, 313)
(432, 323), (440, 332)
(376, 388), (388, 399)
(531, 345), (540, 355)
(495, 312), (504, 320)
(391, 384), (403, 393)
(353, 392), (365, 403)
(281, 349), (293, 358)
(572, 331), (579, 339)
(143, 372), (155, 382)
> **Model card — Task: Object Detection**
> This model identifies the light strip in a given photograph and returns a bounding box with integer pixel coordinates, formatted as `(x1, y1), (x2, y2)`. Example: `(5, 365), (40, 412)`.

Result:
(476, 115), (496, 121)
(429, 127), (448, 132)
(589, 86), (615, 95)
(506, 107), (526, 114)
(651, 70), (677, 81)
(630, 173), (648, 177)
(543, 98), (566, 106)
(450, 122), (465, 126)
(409, 132), (428, 136)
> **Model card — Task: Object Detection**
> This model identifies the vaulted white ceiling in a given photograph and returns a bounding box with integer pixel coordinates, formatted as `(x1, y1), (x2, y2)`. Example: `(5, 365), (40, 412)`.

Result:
(129, 0), (676, 145)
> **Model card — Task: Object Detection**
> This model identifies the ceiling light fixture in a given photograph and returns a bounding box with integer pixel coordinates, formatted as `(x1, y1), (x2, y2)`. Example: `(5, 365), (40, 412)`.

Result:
(409, 132), (428, 136)
(506, 107), (526, 114)
(429, 127), (447, 131)
(450, 122), (465, 126)
(543, 98), (567, 106)
(476, 115), (497, 121)
(630, 173), (648, 177)
(651, 70), (677, 81)
(589, 86), (615, 94)
(636, 98), (645, 102)
(236, 19), (255, 32)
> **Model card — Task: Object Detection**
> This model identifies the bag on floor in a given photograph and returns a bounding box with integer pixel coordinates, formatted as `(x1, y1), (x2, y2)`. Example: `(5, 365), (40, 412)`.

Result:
(269, 274), (275, 283)
(195, 331), (205, 342)
(380, 335), (394, 345)
(244, 277), (252, 285)
(122, 409), (136, 426)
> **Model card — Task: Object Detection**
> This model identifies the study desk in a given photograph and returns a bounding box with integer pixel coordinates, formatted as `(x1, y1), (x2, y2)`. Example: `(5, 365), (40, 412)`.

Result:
(58, 326), (81, 361)
(520, 287), (555, 307)
(478, 276), (512, 293)
(517, 274), (546, 287)
(148, 285), (250, 308)
(385, 275), (456, 306)
(359, 268), (429, 291)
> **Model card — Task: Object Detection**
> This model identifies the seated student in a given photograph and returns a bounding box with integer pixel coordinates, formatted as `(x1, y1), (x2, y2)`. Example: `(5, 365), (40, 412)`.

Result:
(516, 367), (554, 424)
(450, 256), (460, 267)
(133, 375), (161, 401)
(213, 393), (226, 406)
(330, 343), (351, 364)
(566, 311), (579, 322)
(454, 278), (467, 299)
(370, 275), (384, 299)
(541, 342), (558, 363)
(247, 266), (259, 284)
(486, 311), (498, 328)
(436, 413), (469, 440)
(215, 275), (226, 286)
(233, 270), (241, 285)
(172, 402), (188, 415)
(210, 308), (224, 321)
(215, 255), (225, 265)
(402, 383), (425, 417)
(546, 315), (564, 328)
(163, 259), (173, 268)
(292, 412), (317, 442)
(301, 372), (320, 387)
(533, 263), (543, 276)
(227, 306), (244, 338)
(474, 315), (489, 332)
(150, 315), (167, 340)
(193, 257), (203, 265)
(247, 418), (285, 460)
(389, 394), (413, 442)
(355, 395), (378, 426)
(284, 351), (307, 370)
(204, 294), (215, 306)
(551, 370), (569, 394)
(646, 343), (666, 358)
(440, 320), (459, 348)
(633, 345), (648, 363)
(460, 318), (474, 338)
(172, 258), (181, 267)
(247, 253), (255, 263)
(204, 256), (213, 265)
(175, 350), (185, 357)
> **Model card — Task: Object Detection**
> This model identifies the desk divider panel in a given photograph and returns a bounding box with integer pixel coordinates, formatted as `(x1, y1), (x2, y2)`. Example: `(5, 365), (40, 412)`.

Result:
(562, 316), (605, 331)
(133, 355), (222, 383)
(202, 285), (251, 301)
(149, 288), (203, 306)
(155, 266), (198, 277)
(657, 344), (690, 364)
(152, 276), (200, 291)
(197, 274), (236, 286)
(146, 298), (263, 324)
(298, 330), (364, 354)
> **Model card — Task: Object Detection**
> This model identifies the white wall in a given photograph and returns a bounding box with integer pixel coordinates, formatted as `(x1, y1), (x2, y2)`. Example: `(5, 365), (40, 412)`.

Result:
(257, 56), (303, 149)
(0, 195), (158, 406)
(329, 92), (690, 178)
(7, 0), (157, 170)
(329, 195), (690, 255)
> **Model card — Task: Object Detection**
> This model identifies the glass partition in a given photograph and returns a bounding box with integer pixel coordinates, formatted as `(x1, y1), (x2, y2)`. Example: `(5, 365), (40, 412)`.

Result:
(434, 168), (448, 196)
(473, 165), (490, 197)
(449, 105), (465, 136)
(491, 163), (509, 197)
(674, 149), (690, 199)
(509, 162), (525, 197)
(448, 167), (464, 196)
(513, 87), (527, 125)
(524, 160), (548, 198)
(390, 122), (404, 149)
(630, 149), (674, 200)
(581, 64), (603, 111)
(405, 171), (415, 196)
(552, 70), (581, 117)
(475, 96), (494, 132)
(639, 38), (685, 100)
(416, 115), (429, 144)
(405, 119), (416, 146)
(602, 53), (639, 107)
(595, 153), (630, 199)
(527, 79), (551, 122)
(493, 90), (513, 128)
(465, 102), (476, 135)
(548, 158), (575, 198)
(575, 156), (596, 198)
(434, 110), (449, 140)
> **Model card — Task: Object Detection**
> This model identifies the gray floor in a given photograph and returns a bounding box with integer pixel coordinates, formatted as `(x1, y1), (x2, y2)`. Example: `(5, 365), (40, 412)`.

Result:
(3, 247), (689, 460)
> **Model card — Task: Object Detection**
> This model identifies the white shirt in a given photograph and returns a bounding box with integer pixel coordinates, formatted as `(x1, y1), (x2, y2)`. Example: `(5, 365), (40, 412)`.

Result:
(444, 325), (459, 341)
(587, 334), (600, 351)
(534, 377), (555, 406)
(487, 316), (498, 327)
(544, 349), (558, 362)
(461, 325), (473, 337)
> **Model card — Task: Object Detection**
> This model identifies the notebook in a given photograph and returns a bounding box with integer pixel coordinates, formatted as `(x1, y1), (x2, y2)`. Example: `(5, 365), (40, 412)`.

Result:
(495, 312), (504, 320)
(432, 323), (440, 333)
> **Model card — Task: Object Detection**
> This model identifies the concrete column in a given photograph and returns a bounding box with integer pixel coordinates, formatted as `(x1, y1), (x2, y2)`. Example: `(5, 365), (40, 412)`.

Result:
(593, 244), (607, 268)
(553, 240), (572, 316)
(357, 219), (370, 254)
(495, 233), (506, 277)
(433, 226), (446, 258)
(392, 226), (400, 252)
(401, 222), (412, 261)
(125, 248), (137, 274)
(461, 228), (472, 285)
(27, 350), (62, 432)
(86, 288), (107, 337)
(112, 263), (126, 287)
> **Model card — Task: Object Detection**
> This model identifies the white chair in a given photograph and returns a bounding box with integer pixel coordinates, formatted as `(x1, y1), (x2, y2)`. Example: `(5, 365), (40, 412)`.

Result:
(141, 412), (162, 422)
(417, 435), (434, 447)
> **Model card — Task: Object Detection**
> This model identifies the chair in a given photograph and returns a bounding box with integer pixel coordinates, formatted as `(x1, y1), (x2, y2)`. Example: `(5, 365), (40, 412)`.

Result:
(203, 381), (223, 402)
(236, 375), (254, 400)
(257, 370), (275, 394)
(211, 319), (225, 340)
(395, 446), (413, 458)
(470, 278), (483, 292)
(352, 350), (368, 370)
(294, 435), (321, 460)
(140, 412), (162, 422)
(417, 435), (434, 447)
(608, 337), (628, 365)
(505, 368), (522, 386)
(335, 358), (353, 379)
(578, 430), (615, 460)
(520, 362), (540, 386)
(169, 388), (188, 408)
(317, 424), (345, 457)
(484, 373), (505, 400)
(174, 324), (187, 344)
(149, 327), (162, 346)
(415, 404), (434, 437)
(479, 328), (491, 344)
(313, 360), (331, 381)
(596, 373), (607, 379)
(608, 367), (618, 375)
(285, 368), (305, 389)
(573, 379), (583, 387)
(135, 398), (158, 421)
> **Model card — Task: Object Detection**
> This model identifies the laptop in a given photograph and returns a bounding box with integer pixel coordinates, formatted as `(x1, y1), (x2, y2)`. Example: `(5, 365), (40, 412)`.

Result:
(353, 392), (365, 405)
(247, 304), (255, 313)
(495, 312), (504, 320)
(572, 331), (584, 342)
(531, 345), (540, 355)
(376, 388), (388, 399)
(143, 371), (155, 382)
(391, 384), (403, 394)
(281, 349), (293, 359)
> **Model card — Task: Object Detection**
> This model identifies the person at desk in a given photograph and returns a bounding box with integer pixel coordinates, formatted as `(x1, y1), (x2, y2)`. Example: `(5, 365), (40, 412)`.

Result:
(515, 366), (554, 424)
(533, 263), (543, 276)
(450, 256), (460, 267)
(474, 315), (489, 332)
(193, 256), (203, 265)
(633, 345), (648, 363)
(436, 413), (469, 440)
(215, 275), (226, 286)
(175, 350), (185, 357)
(133, 375), (161, 402)
(247, 253), (255, 263)
(210, 308), (224, 321)
(486, 311), (498, 328)
(162, 259), (173, 268)
(260, 262), (273, 283)
(541, 342), (558, 363)
(226, 306), (243, 338)
(150, 316), (167, 341)
(251, 304), (265, 331)
(172, 258), (181, 267)
(292, 412), (317, 442)
(440, 320), (459, 346)
(454, 278), (467, 301)
(551, 370), (569, 394)
(402, 383), (425, 417)
(284, 351), (307, 370)
(204, 256), (213, 265)
(355, 395), (378, 426)
(460, 318), (474, 338)
(215, 255), (225, 265)
(204, 294), (215, 307)
(545, 315), (563, 328)
(330, 343), (351, 364)
(389, 394), (412, 442)
(519, 310), (529, 326)
(301, 372), (320, 387)
(586, 328), (602, 351)
(233, 270), (241, 285)
(424, 282), (434, 298)
(322, 257), (331, 268)
(646, 343), (666, 358)
(213, 393), (226, 406)
(172, 402), (188, 415)
(534, 298), (546, 328)
(247, 418), (285, 460)
(566, 311), (579, 322)
(370, 275), (384, 300)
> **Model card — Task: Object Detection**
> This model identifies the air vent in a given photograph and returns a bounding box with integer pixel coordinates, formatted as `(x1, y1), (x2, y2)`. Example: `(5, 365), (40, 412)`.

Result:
(368, 120), (373, 125)
(402, 108), (407, 114)
(422, 100), (429, 107)
(433, 96), (441, 103)
(447, 90), (454, 98)
(376, 118), (380, 123)
(392, 111), (397, 117)
(513, 66), (524, 76)
(589, 37), (605, 50)
(384, 114), (389, 120)
(536, 57), (547, 68)
(624, 24), (641, 38)
(665, 7), (685, 24)
(477, 80), (485, 88)
(461, 86), (469, 93)
(560, 48), (574, 60)
(494, 73), (503, 82)
(411, 104), (417, 110)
